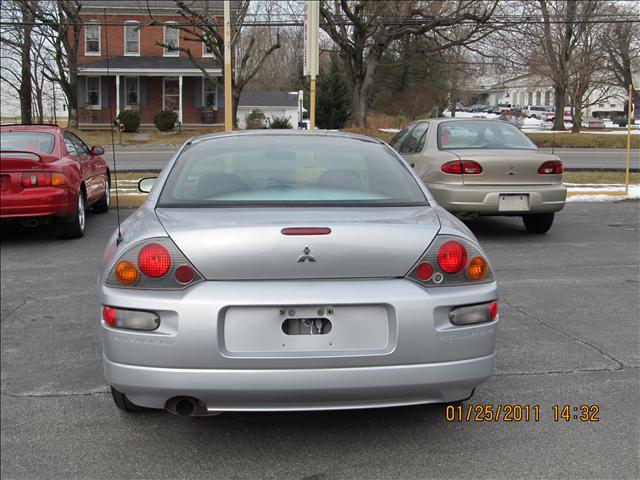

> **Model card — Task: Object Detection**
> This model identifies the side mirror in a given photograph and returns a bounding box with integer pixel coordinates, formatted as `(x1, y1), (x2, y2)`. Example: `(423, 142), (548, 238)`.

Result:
(138, 177), (157, 193)
(91, 146), (105, 156)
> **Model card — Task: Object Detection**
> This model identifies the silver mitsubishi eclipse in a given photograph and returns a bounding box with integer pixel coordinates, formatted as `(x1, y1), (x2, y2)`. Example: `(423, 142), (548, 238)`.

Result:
(99, 130), (498, 416)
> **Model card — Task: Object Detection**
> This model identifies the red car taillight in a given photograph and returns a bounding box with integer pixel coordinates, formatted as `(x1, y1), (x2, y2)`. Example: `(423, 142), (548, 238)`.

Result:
(21, 172), (66, 187)
(538, 161), (563, 174)
(106, 238), (202, 290)
(406, 235), (494, 287)
(138, 243), (172, 278)
(441, 161), (483, 175)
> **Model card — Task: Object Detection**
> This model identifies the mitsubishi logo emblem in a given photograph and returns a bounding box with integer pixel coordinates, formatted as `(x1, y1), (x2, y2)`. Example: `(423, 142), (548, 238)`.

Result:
(297, 246), (317, 262)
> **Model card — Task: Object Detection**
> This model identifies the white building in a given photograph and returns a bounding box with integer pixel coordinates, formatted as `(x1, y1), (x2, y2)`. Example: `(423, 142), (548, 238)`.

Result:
(237, 90), (305, 129)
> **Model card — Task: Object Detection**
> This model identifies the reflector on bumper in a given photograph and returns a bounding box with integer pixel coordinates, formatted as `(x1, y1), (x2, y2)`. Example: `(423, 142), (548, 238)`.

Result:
(448, 301), (498, 326)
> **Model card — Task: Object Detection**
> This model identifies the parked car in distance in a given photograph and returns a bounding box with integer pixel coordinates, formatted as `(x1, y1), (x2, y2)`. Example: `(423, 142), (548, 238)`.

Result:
(0, 124), (110, 238)
(390, 118), (566, 233)
(524, 106), (551, 118)
(99, 130), (498, 416)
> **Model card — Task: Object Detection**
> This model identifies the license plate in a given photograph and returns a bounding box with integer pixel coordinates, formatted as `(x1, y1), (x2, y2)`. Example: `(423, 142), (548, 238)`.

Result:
(498, 194), (529, 212)
(223, 305), (390, 354)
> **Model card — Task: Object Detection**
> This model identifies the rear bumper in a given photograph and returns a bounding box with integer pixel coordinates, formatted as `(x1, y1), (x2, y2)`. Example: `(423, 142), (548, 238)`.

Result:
(101, 278), (498, 411)
(105, 354), (495, 411)
(428, 183), (567, 214)
(0, 187), (74, 218)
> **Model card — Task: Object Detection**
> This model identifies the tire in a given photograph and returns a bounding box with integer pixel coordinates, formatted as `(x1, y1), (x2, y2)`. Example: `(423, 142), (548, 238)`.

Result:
(93, 176), (110, 213)
(57, 191), (86, 239)
(522, 213), (555, 234)
(110, 386), (147, 413)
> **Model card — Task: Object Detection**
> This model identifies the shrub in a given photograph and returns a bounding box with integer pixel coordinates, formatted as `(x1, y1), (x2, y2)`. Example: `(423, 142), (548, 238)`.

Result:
(153, 110), (178, 131)
(245, 109), (266, 129)
(269, 116), (293, 129)
(118, 110), (140, 133)
(499, 110), (526, 129)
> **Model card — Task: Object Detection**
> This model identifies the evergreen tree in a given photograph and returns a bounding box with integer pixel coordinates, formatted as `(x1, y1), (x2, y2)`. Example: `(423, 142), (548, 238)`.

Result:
(316, 54), (350, 129)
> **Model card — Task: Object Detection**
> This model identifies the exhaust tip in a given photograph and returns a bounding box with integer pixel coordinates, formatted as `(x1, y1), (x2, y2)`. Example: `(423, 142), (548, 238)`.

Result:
(175, 398), (195, 417)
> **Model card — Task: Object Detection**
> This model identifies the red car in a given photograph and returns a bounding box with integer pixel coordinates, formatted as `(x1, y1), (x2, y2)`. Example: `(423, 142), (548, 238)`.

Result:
(1, 124), (110, 238)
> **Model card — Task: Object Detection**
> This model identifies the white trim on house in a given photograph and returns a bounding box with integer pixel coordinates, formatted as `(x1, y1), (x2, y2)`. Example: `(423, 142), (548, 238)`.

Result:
(78, 68), (222, 76)
(84, 22), (101, 56)
(124, 76), (140, 108)
(163, 22), (179, 57)
(124, 21), (140, 56)
(85, 76), (101, 109)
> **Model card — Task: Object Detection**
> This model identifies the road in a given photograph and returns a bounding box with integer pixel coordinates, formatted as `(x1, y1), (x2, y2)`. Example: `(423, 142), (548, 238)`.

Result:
(1, 203), (638, 479)
(103, 146), (640, 171)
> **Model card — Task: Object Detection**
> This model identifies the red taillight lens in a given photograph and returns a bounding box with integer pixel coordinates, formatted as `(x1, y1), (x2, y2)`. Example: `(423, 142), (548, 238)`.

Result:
(102, 305), (116, 327)
(538, 161), (563, 174)
(22, 172), (52, 187)
(138, 243), (171, 278)
(174, 264), (194, 284)
(437, 241), (468, 274)
(441, 161), (463, 174)
(489, 301), (498, 320)
(415, 262), (433, 281)
(441, 161), (482, 175)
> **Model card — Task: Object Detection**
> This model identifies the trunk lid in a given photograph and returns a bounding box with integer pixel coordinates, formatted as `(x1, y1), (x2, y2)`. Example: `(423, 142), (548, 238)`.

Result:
(449, 149), (559, 186)
(0, 151), (57, 171)
(156, 206), (440, 280)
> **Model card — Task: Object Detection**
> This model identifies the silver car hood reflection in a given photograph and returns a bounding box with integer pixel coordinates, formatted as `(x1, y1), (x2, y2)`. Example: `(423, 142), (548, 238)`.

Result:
(156, 206), (441, 280)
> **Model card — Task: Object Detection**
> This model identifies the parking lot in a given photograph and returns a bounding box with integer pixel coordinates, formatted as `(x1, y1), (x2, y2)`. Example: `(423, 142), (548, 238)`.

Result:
(1, 202), (638, 479)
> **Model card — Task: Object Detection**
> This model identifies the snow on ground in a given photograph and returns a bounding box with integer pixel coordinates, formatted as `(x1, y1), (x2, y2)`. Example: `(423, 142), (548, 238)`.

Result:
(566, 183), (639, 202)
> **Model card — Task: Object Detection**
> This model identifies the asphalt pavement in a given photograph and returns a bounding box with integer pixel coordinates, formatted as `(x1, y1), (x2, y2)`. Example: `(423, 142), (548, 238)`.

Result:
(1, 203), (639, 479)
(102, 146), (640, 172)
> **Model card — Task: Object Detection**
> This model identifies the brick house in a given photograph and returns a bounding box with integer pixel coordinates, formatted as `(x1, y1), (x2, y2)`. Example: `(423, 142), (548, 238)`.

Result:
(77, 0), (225, 129)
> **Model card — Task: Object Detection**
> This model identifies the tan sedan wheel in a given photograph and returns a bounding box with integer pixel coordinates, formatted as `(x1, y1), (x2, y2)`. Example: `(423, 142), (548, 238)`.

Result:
(522, 213), (555, 234)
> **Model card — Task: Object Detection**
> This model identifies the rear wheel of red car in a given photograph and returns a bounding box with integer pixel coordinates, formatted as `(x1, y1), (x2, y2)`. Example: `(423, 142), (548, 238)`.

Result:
(93, 176), (110, 213)
(522, 213), (554, 234)
(57, 191), (86, 239)
(110, 386), (147, 413)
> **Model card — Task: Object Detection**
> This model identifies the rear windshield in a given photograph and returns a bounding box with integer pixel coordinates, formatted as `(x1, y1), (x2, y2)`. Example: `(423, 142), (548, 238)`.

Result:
(438, 121), (537, 150)
(0, 132), (55, 154)
(158, 135), (428, 207)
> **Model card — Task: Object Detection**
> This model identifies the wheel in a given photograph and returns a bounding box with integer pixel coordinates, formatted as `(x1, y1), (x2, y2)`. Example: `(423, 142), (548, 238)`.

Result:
(110, 386), (147, 412)
(522, 213), (555, 233)
(57, 191), (86, 239)
(93, 176), (110, 213)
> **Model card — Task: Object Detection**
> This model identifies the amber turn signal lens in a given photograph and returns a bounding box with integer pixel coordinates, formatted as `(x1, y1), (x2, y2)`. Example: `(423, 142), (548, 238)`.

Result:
(467, 256), (488, 281)
(51, 173), (66, 186)
(115, 260), (138, 285)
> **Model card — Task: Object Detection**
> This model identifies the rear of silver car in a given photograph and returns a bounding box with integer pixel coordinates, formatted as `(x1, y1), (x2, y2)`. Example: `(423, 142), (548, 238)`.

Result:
(99, 132), (498, 414)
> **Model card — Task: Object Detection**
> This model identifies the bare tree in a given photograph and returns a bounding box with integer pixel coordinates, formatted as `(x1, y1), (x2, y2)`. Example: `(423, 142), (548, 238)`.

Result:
(319, 0), (497, 127)
(28, 0), (83, 128)
(0, 0), (33, 124)
(153, 0), (281, 127)
(603, 2), (640, 110)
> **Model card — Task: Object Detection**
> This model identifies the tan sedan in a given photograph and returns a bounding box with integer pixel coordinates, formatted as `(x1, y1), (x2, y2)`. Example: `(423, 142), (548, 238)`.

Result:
(391, 118), (567, 233)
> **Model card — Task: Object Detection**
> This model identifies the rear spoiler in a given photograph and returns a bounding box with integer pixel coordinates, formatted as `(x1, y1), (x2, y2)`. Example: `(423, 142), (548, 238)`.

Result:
(0, 150), (45, 162)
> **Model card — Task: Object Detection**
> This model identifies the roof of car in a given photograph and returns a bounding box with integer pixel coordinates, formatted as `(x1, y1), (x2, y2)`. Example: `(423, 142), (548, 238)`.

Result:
(187, 129), (386, 146)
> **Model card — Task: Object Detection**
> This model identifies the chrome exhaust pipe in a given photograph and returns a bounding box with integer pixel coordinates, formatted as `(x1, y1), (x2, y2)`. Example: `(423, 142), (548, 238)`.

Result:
(166, 397), (222, 417)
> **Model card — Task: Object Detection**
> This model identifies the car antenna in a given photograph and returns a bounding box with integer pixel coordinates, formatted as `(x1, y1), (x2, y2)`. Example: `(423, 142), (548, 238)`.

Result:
(551, 129), (555, 155)
(104, 9), (123, 245)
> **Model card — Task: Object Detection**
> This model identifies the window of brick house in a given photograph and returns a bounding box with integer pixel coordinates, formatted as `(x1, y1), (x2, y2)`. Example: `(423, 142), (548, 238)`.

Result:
(124, 21), (140, 55)
(164, 24), (179, 56)
(125, 77), (139, 108)
(202, 37), (214, 57)
(85, 23), (100, 55)
(163, 77), (179, 111)
(86, 77), (101, 109)
(202, 78), (217, 107)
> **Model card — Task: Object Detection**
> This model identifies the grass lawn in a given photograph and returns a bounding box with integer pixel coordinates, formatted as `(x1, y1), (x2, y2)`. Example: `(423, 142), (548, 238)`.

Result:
(70, 127), (224, 148)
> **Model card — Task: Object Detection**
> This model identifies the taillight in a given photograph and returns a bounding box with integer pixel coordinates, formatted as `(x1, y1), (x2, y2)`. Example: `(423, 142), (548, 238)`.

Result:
(538, 161), (563, 174)
(102, 305), (160, 331)
(406, 235), (494, 287)
(138, 243), (171, 278)
(437, 241), (467, 274)
(105, 238), (202, 290)
(21, 172), (66, 187)
(441, 161), (482, 175)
